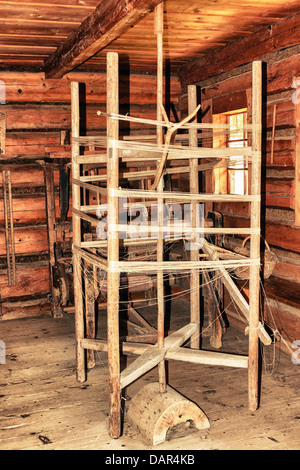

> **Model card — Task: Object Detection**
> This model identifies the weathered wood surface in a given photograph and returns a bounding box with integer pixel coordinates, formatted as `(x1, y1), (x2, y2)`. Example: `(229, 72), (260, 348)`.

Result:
(179, 12), (300, 86)
(0, 0), (297, 73)
(0, 305), (300, 450)
(0, 67), (178, 319)
(44, 0), (164, 78)
(177, 47), (300, 296)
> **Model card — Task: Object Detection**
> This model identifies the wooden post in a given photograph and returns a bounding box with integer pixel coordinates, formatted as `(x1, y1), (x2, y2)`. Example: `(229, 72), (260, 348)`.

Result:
(295, 77), (300, 227)
(84, 261), (96, 369)
(106, 52), (121, 438)
(71, 81), (86, 383)
(44, 165), (63, 317)
(188, 85), (200, 349)
(248, 61), (262, 411)
(2, 171), (16, 286)
(155, 2), (166, 394)
(0, 112), (6, 155)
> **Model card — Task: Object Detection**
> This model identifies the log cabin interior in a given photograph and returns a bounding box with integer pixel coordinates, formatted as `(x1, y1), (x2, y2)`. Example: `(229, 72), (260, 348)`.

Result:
(1, 0), (300, 451)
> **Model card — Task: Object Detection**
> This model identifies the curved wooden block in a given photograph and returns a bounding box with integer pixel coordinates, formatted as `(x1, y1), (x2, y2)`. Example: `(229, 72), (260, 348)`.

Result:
(126, 383), (210, 446)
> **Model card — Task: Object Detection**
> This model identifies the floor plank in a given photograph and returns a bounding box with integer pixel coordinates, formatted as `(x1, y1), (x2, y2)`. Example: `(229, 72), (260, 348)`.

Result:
(0, 301), (300, 451)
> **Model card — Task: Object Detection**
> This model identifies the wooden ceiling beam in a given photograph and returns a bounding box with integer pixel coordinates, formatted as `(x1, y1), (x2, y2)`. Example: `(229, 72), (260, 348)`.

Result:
(44, 0), (164, 79)
(179, 10), (300, 87)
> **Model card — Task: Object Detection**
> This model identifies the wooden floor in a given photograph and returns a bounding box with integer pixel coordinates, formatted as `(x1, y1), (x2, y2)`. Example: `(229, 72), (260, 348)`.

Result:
(1, 299), (300, 451)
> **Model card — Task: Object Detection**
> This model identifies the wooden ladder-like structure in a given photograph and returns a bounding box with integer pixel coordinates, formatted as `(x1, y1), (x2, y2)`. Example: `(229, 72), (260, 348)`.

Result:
(70, 50), (264, 439)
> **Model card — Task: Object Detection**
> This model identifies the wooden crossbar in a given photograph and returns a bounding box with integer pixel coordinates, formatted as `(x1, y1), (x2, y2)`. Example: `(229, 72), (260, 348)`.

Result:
(119, 323), (197, 389)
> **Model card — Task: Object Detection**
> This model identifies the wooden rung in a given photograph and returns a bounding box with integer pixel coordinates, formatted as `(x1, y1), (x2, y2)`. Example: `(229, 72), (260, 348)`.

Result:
(108, 258), (260, 274)
(75, 154), (108, 164)
(165, 348), (249, 368)
(80, 174), (107, 182)
(79, 337), (248, 370)
(73, 208), (99, 226)
(73, 245), (108, 270)
(120, 146), (252, 160)
(72, 178), (107, 195)
(110, 187), (260, 203)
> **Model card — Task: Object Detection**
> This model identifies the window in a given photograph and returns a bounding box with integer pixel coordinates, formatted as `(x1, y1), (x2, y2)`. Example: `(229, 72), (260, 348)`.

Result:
(213, 108), (248, 195)
(227, 110), (248, 195)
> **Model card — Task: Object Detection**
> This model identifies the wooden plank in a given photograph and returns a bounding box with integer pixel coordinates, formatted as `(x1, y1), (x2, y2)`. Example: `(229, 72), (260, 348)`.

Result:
(120, 345), (165, 389)
(2, 71), (179, 105)
(120, 322), (197, 389)
(295, 76), (300, 226)
(165, 347), (248, 368)
(0, 263), (50, 301)
(111, 187), (259, 202)
(44, 0), (164, 79)
(188, 84), (200, 349)
(154, 1), (166, 394)
(163, 323), (198, 350)
(71, 81), (85, 384)
(248, 61), (262, 412)
(0, 225), (48, 256)
(179, 11), (300, 86)
(106, 52), (121, 439)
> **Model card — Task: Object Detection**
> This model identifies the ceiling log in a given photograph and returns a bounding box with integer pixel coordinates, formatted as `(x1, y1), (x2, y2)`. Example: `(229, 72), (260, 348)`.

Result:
(44, 0), (163, 79)
(179, 11), (300, 87)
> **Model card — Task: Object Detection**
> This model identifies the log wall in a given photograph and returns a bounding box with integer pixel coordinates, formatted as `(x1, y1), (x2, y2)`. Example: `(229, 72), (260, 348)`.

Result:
(0, 69), (180, 320)
(178, 44), (300, 350)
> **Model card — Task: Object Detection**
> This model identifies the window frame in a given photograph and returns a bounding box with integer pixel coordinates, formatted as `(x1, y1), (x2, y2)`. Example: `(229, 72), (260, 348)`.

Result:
(212, 108), (248, 196)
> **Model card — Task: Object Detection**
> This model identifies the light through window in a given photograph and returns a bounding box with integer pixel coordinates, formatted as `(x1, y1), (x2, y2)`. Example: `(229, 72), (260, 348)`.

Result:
(227, 110), (248, 195)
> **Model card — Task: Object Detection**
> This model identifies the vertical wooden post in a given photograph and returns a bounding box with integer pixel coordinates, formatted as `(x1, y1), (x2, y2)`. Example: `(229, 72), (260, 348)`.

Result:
(44, 165), (63, 317)
(0, 112), (6, 155)
(248, 61), (262, 411)
(71, 82), (86, 383)
(188, 85), (200, 349)
(295, 77), (300, 227)
(107, 52), (121, 438)
(201, 98), (213, 216)
(2, 171), (16, 286)
(84, 261), (96, 370)
(7, 172), (16, 285)
(155, 2), (166, 394)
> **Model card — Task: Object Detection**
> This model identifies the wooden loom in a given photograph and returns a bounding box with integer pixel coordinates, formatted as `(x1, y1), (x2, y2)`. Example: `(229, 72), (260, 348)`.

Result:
(70, 8), (265, 442)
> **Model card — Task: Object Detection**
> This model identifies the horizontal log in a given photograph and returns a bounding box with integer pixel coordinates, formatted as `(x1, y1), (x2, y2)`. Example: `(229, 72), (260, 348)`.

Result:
(265, 101), (295, 129)
(264, 178), (295, 209)
(192, 53), (300, 104)
(222, 215), (300, 253)
(0, 225), (48, 256)
(165, 347), (248, 368)
(179, 12), (300, 86)
(44, 0), (164, 78)
(272, 261), (300, 284)
(2, 71), (179, 105)
(2, 104), (162, 132)
(0, 197), (46, 225)
(0, 167), (46, 187)
(81, 338), (248, 369)
(0, 194), (71, 225)
(1, 297), (50, 321)
(5, 131), (61, 155)
(0, 263), (50, 300)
